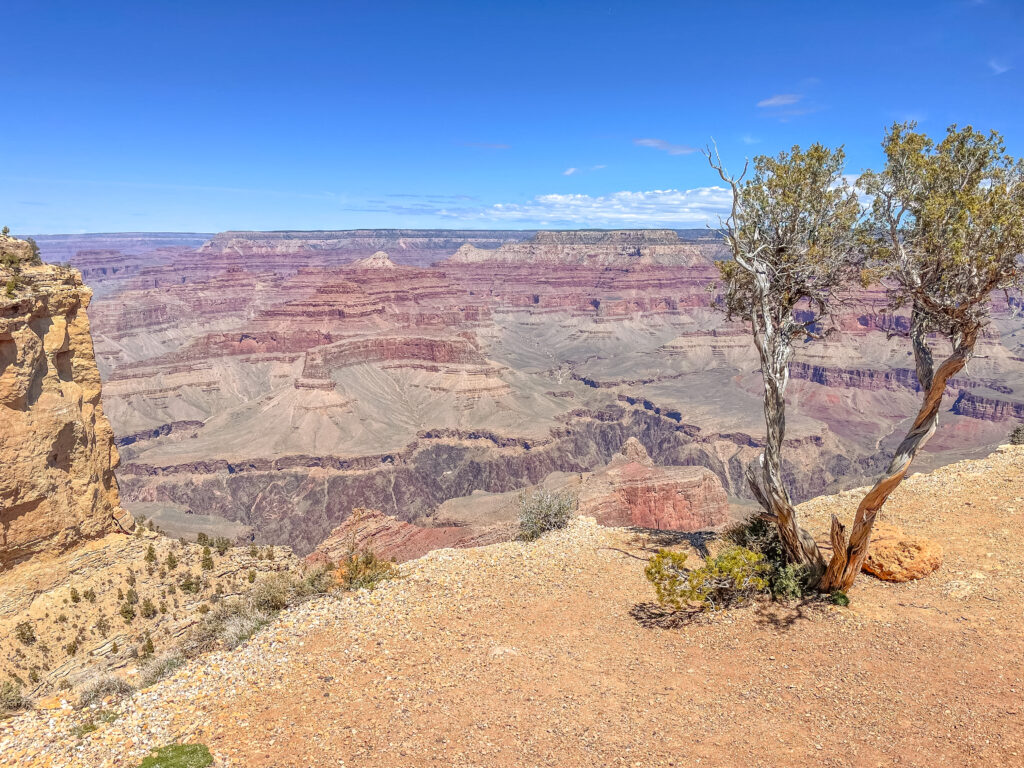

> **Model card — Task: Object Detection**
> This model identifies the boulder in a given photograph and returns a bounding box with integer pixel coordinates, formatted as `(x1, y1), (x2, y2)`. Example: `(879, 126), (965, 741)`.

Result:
(862, 523), (943, 582)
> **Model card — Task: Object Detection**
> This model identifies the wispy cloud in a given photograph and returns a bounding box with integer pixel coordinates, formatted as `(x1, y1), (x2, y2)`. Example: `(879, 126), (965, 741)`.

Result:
(757, 93), (803, 108)
(741, 134), (760, 145)
(427, 187), (732, 226)
(633, 138), (696, 156)
(989, 59), (1011, 75)
(563, 165), (606, 176)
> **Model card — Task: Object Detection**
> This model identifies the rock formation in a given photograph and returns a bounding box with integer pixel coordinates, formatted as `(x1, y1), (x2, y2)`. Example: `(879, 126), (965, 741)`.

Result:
(1, 237), (133, 570)
(861, 523), (943, 582)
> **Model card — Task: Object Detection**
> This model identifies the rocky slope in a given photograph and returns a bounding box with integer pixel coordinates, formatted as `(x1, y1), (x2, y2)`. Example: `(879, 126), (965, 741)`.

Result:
(3, 446), (1022, 767)
(1, 238), (134, 570)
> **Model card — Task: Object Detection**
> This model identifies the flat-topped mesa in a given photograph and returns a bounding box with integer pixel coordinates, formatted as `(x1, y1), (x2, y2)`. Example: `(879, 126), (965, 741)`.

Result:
(1, 239), (134, 570)
(443, 229), (722, 267)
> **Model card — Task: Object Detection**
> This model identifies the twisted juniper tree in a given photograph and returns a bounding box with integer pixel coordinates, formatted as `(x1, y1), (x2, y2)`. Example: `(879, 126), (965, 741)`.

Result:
(819, 124), (1024, 590)
(705, 143), (860, 582)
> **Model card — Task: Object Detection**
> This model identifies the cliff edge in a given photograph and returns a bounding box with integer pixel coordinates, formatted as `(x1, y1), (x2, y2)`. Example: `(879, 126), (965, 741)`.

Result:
(1, 234), (133, 570)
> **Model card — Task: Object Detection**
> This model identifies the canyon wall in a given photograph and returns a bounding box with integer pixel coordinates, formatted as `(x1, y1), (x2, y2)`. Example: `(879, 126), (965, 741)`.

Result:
(1, 236), (134, 569)
(37, 228), (1024, 557)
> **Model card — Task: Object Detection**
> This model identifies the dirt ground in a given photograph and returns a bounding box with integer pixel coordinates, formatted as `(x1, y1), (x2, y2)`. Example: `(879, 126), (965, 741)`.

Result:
(4, 447), (1023, 768)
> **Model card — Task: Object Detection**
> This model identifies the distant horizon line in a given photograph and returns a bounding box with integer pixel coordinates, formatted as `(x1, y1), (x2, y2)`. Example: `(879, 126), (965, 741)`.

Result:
(27, 226), (721, 237)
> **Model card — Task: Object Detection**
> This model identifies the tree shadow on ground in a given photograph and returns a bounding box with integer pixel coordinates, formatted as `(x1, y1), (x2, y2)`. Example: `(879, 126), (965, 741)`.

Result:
(627, 528), (718, 557)
(751, 597), (828, 631)
(629, 602), (707, 629)
(631, 596), (829, 631)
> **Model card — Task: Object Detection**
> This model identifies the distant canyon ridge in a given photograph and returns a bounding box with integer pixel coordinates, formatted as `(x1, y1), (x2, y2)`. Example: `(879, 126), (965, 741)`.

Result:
(31, 229), (1024, 555)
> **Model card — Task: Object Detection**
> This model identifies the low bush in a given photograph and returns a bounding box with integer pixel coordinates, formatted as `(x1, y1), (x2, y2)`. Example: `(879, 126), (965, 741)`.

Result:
(79, 674), (135, 706)
(138, 653), (185, 688)
(724, 516), (812, 600)
(645, 545), (770, 612)
(15, 621), (35, 645)
(335, 550), (398, 591)
(1010, 424), (1024, 445)
(1, 680), (29, 714)
(135, 743), (213, 768)
(516, 488), (577, 541)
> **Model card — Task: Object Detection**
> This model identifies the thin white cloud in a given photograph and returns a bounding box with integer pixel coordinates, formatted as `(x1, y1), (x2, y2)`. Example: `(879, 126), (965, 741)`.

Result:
(564, 167), (579, 176)
(633, 138), (696, 155)
(435, 187), (732, 226)
(989, 59), (1011, 75)
(757, 93), (803, 108)
(591, 164), (607, 170)
(741, 134), (760, 145)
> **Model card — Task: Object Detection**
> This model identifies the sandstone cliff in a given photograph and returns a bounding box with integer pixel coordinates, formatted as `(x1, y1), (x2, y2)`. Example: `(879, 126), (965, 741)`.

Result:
(1, 237), (133, 570)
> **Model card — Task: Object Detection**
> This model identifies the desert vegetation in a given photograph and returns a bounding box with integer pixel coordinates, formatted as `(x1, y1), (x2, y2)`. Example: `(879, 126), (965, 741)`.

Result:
(704, 122), (1024, 597)
(516, 488), (578, 541)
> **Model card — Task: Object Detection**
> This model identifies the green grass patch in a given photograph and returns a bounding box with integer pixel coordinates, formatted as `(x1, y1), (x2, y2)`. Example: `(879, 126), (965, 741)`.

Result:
(135, 743), (213, 768)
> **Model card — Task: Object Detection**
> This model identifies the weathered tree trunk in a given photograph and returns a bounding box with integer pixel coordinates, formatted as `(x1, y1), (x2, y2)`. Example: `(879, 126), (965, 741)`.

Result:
(819, 319), (978, 591)
(748, 313), (827, 579)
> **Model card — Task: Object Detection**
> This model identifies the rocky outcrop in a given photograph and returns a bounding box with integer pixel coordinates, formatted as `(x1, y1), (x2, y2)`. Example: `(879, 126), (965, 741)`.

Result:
(308, 508), (507, 565)
(1, 244), (133, 570)
(574, 438), (730, 530)
(861, 523), (943, 582)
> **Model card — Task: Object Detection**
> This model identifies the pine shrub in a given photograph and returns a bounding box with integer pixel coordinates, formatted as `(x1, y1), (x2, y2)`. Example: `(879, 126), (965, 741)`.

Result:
(645, 545), (769, 612)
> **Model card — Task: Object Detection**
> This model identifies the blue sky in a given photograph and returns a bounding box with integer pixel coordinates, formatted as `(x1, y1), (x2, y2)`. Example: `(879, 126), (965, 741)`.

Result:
(2, 0), (1021, 233)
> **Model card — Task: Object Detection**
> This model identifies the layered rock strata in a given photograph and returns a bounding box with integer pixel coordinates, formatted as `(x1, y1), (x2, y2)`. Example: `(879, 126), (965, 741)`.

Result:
(1, 241), (133, 570)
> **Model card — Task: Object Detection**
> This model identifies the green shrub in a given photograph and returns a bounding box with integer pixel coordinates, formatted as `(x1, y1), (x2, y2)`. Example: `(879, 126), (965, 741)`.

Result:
(213, 537), (231, 556)
(141, 598), (157, 619)
(516, 488), (577, 541)
(724, 516), (811, 599)
(165, 552), (178, 571)
(200, 546), (214, 571)
(79, 674), (134, 706)
(1, 680), (29, 714)
(830, 590), (851, 606)
(336, 550), (398, 591)
(136, 743), (213, 768)
(196, 533), (209, 546)
(70, 587), (81, 604)
(1010, 424), (1024, 445)
(15, 621), (36, 645)
(120, 602), (136, 624)
(145, 544), (157, 564)
(179, 573), (202, 594)
(646, 545), (770, 612)
(83, 588), (96, 603)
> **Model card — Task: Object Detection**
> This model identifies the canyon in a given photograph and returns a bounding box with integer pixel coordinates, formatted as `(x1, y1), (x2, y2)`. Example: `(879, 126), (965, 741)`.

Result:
(32, 228), (1024, 558)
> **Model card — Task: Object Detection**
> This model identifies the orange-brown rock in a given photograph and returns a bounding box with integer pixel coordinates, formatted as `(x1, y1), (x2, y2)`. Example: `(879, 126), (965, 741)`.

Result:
(575, 438), (730, 530)
(1, 246), (133, 570)
(309, 508), (507, 565)
(861, 523), (943, 582)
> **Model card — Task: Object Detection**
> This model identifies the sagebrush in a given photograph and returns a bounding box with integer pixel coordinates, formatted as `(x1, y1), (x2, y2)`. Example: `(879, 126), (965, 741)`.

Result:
(517, 488), (577, 541)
